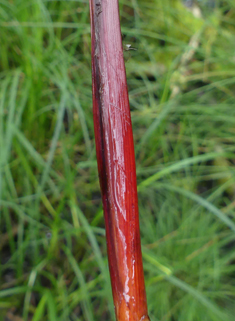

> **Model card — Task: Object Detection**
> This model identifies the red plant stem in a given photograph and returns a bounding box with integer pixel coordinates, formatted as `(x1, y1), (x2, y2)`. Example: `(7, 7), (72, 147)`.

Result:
(89, 0), (150, 320)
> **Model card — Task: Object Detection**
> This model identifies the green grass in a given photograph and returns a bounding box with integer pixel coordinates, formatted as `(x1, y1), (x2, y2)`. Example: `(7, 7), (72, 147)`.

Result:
(0, 0), (235, 320)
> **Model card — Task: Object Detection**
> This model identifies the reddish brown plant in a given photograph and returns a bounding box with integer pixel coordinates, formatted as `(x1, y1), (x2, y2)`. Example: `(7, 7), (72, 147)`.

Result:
(89, 0), (150, 320)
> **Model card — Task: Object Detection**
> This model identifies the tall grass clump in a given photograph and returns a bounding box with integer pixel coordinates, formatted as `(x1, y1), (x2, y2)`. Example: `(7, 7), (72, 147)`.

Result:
(0, 0), (235, 320)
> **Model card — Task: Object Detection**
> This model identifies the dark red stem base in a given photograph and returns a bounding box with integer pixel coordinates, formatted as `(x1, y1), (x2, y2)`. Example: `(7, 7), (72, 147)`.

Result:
(89, 0), (150, 320)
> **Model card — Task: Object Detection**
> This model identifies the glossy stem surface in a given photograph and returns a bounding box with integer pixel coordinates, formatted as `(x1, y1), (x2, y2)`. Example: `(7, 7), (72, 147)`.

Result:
(89, 0), (149, 320)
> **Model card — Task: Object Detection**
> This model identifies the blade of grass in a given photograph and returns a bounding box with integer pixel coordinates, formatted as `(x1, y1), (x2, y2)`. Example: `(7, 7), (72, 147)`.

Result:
(63, 245), (95, 321)
(155, 183), (235, 232)
(138, 151), (235, 190)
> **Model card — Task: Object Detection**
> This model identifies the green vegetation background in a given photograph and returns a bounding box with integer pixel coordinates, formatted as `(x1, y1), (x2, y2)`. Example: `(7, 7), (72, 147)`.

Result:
(1, 0), (235, 320)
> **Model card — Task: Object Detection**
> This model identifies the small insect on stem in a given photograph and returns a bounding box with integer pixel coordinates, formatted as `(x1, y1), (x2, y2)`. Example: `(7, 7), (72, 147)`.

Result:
(123, 44), (137, 51)
(123, 43), (137, 62)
